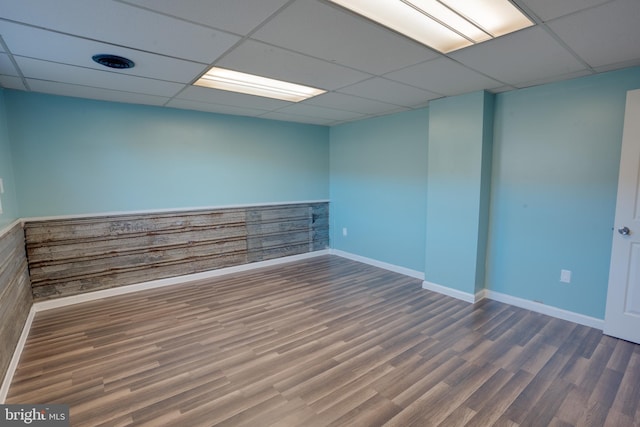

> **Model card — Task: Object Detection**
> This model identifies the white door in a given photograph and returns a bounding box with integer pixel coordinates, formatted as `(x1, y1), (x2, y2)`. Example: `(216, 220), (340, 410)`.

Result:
(605, 89), (640, 344)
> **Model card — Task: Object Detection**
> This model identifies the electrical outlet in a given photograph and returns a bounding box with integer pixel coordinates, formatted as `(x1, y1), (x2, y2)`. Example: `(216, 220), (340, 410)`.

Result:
(560, 269), (571, 283)
(342, 227), (348, 237)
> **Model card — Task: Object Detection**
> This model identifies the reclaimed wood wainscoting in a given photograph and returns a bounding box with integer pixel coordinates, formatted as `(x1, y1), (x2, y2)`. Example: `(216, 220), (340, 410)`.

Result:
(25, 202), (329, 301)
(0, 222), (33, 386)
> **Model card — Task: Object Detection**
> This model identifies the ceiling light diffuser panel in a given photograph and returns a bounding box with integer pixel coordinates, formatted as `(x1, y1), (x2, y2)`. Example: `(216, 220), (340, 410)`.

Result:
(328, 0), (533, 53)
(194, 67), (326, 102)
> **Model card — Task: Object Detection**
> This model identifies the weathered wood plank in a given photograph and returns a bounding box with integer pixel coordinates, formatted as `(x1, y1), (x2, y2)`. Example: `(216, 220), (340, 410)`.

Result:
(24, 203), (329, 300)
(0, 223), (33, 387)
(31, 252), (249, 300)
(0, 268), (32, 351)
(24, 209), (247, 243)
(246, 206), (311, 222)
(27, 224), (247, 262)
(0, 243), (28, 297)
(29, 240), (248, 283)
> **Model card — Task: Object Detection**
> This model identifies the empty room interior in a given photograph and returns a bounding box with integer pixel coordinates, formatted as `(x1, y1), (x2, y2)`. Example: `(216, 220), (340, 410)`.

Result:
(2, 0), (640, 425)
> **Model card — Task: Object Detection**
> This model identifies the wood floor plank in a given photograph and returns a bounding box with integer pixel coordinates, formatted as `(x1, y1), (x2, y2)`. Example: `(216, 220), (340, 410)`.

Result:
(463, 369), (533, 427)
(6, 255), (640, 426)
(611, 348), (640, 418)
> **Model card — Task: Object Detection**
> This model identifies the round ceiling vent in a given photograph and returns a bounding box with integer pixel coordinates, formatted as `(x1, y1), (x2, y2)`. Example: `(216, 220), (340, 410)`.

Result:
(92, 54), (135, 69)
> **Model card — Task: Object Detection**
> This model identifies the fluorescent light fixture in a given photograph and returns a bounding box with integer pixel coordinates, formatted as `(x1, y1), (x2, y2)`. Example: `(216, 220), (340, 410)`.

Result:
(328, 0), (533, 53)
(194, 67), (326, 102)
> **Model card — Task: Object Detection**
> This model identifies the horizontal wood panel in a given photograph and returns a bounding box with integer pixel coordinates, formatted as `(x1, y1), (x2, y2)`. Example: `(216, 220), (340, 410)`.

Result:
(29, 239), (248, 282)
(27, 224), (247, 263)
(25, 210), (247, 242)
(32, 252), (249, 300)
(246, 205), (311, 222)
(0, 223), (33, 387)
(25, 202), (329, 300)
(0, 227), (28, 294)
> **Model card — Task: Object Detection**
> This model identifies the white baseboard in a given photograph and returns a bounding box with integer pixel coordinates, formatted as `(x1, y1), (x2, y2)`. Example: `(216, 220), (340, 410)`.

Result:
(484, 290), (604, 330)
(32, 249), (606, 332)
(422, 280), (484, 303)
(421, 283), (603, 329)
(0, 306), (36, 403)
(329, 249), (424, 280)
(328, 251), (603, 330)
(35, 250), (331, 312)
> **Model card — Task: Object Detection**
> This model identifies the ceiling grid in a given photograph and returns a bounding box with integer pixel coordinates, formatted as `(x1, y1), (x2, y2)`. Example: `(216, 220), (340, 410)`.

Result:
(0, 0), (638, 125)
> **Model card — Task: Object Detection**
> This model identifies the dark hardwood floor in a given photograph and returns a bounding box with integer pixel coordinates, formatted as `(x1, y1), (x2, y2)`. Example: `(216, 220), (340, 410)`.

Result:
(6, 255), (640, 426)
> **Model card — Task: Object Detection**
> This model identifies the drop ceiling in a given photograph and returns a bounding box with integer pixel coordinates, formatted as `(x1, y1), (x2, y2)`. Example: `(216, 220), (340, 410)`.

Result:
(1, 0), (639, 126)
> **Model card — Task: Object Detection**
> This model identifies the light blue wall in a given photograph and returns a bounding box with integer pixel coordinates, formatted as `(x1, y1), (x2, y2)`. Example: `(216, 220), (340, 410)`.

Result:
(6, 91), (329, 217)
(5, 66), (640, 319)
(330, 109), (428, 272)
(487, 67), (640, 319)
(328, 66), (640, 319)
(0, 90), (19, 229)
(425, 91), (494, 294)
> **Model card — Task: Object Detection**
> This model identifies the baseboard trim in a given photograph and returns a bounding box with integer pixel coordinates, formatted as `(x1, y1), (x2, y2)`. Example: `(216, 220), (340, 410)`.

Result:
(327, 252), (603, 330)
(34, 250), (331, 312)
(485, 289), (604, 330)
(0, 306), (36, 403)
(329, 250), (424, 280)
(422, 280), (484, 303)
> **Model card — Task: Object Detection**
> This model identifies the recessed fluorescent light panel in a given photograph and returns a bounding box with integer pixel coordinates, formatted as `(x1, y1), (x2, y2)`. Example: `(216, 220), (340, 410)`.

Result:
(193, 67), (326, 102)
(328, 0), (533, 53)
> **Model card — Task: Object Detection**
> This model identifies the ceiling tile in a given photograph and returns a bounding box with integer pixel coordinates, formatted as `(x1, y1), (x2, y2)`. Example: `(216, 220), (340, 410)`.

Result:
(517, 0), (611, 21)
(449, 26), (587, 86)
(0, 53), (18, 76)
(1, 0), (640, 125)
(546, 0), (640, 68)
(302, 92), (408, 115)
(0, 21), (207, 83)
(251, 0), (439, 75)
(385, 57), (502, 96)
(0, 75), (26, 90)
(166, 98), (270, 117)
(272, 103), (367, 121)
(514, 69), (594, 89)
(490, 85), (518, 94)
(217, 39), (370, 91)
(119, 0), (290, 35)
(338, 77), (441, 107)
(175, 86), (291, 111)
(15, 57), (185, 97)
(0, 0), (241, 63)
(594, 58), (640, 73)
(27, 79), (170, 106)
